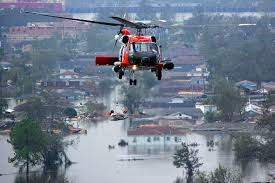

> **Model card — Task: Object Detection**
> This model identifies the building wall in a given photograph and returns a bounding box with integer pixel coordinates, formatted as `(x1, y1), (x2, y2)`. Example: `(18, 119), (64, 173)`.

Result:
(196, 104), (217, 114)
(128, 135), (186, 145)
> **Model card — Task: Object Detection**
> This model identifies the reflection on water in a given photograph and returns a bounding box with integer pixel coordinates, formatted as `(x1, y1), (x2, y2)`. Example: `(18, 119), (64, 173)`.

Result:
(14, 168), (69, 183)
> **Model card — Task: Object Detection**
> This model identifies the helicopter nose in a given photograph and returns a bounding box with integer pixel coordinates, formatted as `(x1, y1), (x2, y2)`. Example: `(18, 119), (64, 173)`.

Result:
(142, 57), (150, 62)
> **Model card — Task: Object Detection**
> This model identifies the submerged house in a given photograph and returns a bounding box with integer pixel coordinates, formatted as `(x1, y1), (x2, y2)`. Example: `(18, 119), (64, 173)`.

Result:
(195, 102), (217, 114)
(235, 80), (257, 95)
(127, 125), (186, 145)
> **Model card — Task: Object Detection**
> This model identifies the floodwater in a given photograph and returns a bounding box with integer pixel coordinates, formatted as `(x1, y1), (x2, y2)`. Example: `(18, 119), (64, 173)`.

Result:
(0, 87), (272, 183)
(0, 119), (271, 183)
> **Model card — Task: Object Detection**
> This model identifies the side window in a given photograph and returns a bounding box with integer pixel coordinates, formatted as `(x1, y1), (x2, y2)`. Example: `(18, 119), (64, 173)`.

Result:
(150, 43), (158, 53)
(153, 136), (160, 141)
(166, 136), (170, 141)
(119, 46), (124, 61)
(174, 137), (181, 143)
(147, 137), (151, 143)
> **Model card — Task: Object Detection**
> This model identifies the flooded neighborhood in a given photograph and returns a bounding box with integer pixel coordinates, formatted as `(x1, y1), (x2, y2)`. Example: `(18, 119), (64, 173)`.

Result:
(1, 0), (275, 183)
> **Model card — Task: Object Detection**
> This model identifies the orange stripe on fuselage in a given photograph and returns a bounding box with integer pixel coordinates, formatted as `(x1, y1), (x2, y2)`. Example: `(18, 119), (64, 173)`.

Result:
(129, 36), (152, 43)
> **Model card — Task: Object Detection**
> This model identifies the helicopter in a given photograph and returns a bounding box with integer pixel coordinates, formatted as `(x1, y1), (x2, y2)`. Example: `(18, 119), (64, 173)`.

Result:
(25, 11), (175, 85)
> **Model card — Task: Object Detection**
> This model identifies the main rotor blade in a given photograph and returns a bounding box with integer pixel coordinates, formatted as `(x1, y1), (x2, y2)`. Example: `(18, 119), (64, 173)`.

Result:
(25, 11), (124, 27)
(111, 16), (161, 29)
(173, 23), (257, 28)
(111, 16), (141, 29)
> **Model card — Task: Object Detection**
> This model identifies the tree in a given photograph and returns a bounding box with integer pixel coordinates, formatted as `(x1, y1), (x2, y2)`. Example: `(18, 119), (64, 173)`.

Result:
(42, 90), (65, 124)
(210, 77), (246, 121)
(15, 97), (46, 122)
(85, 101), (106, 115)
(63, 107), (77, 118)
(8, 119), (48, 175)
(194, 165), (242, 183)
(42, 134), (72, 169)
(0, 48), (4, 61)
(14, 168), (69, 183)
(0, 98), (8, 117)
(233, 134), (260, 160)
(86, 26), (114, 53)
(140, 72), (157, 90)
(121, 86), (145, 114)
(204, 111), (221, 123)
(234, 113), (275, 161)
(173, 177), (184, 183)
(183, 14), (275, 82)
(173, 143), (203, 183)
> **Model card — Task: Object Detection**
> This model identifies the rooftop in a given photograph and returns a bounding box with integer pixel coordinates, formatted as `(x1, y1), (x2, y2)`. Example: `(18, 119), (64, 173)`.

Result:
(127, 125), (186, 136)
(235, 80), (257, 91)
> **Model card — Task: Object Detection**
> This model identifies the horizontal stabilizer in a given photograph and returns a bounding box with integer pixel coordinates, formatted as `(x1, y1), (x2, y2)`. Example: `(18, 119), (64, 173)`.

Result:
(95, 56), (119, 66)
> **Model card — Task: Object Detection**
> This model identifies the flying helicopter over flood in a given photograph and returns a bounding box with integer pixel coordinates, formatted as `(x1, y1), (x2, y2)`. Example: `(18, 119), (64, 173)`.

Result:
(25, 11), (175, 85)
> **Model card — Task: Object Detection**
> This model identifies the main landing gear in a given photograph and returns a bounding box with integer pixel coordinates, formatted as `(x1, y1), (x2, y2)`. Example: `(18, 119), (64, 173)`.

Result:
(118, 70), (124, 79)
(151, 68), (162, 80)
(156, 69), (162, 80)
(129, 79), (137, 85)
(117, 69), (137, 85)
(129, 70), (137, 86)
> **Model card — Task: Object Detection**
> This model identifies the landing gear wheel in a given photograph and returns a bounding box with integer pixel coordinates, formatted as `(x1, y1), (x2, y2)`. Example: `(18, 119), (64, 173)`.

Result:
(129, 79), (133, 85)
(133, 79), (137, 85)
(119, 70), (124, 79)
(157, 69), (162, 80)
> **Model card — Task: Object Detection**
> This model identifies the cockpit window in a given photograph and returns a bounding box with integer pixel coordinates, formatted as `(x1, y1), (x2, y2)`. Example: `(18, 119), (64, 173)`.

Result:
(130, 43), (159, 53)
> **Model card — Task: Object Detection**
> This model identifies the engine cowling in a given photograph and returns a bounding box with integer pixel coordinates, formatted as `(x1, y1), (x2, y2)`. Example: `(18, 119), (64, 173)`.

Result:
(113, 65), (121, 73)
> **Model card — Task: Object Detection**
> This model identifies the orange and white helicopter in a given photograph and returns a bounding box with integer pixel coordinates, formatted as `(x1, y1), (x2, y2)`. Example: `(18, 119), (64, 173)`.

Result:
(25, 12), (174, 85)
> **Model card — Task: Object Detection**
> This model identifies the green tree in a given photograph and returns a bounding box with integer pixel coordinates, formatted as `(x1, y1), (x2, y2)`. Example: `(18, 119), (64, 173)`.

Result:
(183, 14), (275, 82)
(42, 134), (72, 169)
(15, 97), (46, 122)
(121, 86), (145, 114)
(8, 119), (48, 175)
(42, 90), (65, 124)
(173, 143), (203, 183)
(140, 72), (157, 90)
(14, 169), (69, 183)
(85, 101), (106, 115)
(194, 165), (242, 183)
(0, 98), (8, 117)
(204, 111), (221, 123)
(63, 107), (77, 118)
(234, 134), (260, 160)
(234, 113), (275, 161)
(210, 77), (246, 121)
(86, 26), (114, 53)
(0, 48), (4, 61)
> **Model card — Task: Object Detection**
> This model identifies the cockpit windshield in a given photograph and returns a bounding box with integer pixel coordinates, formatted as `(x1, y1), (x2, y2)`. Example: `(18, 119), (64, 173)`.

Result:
(130, 43), (159, 54)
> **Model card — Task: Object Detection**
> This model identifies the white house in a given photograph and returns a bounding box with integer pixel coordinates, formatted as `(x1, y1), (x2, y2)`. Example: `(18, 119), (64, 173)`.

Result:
(195, 103), (217, 114)
(127, 125), (186, 145)
(245, 101), (262, 114)
(270, 105), (275, 113)
(60, 71), (79, 79)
